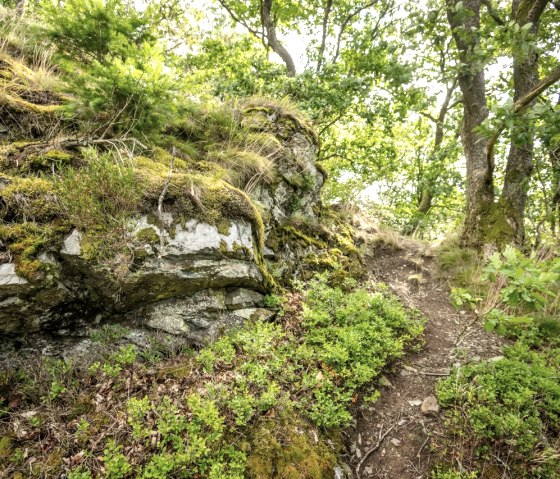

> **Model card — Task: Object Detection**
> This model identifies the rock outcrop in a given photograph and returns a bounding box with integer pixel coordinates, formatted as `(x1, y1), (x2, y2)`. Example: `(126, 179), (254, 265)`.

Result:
(0, 99), (326, 343)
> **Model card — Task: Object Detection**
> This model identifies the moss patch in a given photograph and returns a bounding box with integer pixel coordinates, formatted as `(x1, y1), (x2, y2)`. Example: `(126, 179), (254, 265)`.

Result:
(0, 436), (13, 461)
(0, 175), (59, 222)
(135, 227), (159, 245)
(245, 417), (337, 479)
(266, 210), (366, 287)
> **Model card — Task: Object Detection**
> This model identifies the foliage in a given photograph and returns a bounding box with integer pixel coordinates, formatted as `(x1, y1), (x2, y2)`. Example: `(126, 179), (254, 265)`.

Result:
(0, 274), (422, 478)
(449, 288), (481, 311)
(40, 0), (179, 137)
(482, 246), (560, 338)
(435, 244), (560, 478)
(436, 342), (560, 478)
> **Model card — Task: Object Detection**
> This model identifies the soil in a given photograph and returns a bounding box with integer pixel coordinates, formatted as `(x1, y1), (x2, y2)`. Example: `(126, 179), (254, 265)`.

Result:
(345, 239), (506, 479)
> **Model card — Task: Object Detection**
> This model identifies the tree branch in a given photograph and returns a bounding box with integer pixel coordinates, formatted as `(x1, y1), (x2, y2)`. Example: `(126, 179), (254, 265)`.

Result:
(333, 1), (378, 64)
(217, 0), (262, 38)
(481, 0), (505, 25)
(527, 0), (550, 23)
(317, 0), (333, 73)
(487, 64), (560, 165)
(419, 111), (438, 123)
(261, 0), (297, 76)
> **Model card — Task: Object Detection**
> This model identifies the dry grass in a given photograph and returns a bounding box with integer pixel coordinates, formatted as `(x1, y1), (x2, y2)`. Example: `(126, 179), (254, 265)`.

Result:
(435, 236), (486, 296)
(0, 7), (57, 91)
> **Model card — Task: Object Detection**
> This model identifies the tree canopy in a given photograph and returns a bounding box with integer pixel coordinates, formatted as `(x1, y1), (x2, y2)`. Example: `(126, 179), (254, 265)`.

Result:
(2, 0), (560, 247)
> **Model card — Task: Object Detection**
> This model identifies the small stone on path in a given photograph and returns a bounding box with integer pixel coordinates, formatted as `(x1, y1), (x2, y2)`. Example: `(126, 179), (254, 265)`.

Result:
(379, 375), (394, 388)
(421, 396), (440, 417)
(390, 438), (402, 447)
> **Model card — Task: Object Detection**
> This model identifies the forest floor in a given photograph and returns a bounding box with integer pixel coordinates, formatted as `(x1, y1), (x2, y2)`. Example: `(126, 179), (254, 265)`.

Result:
(346, 238), (507, 479)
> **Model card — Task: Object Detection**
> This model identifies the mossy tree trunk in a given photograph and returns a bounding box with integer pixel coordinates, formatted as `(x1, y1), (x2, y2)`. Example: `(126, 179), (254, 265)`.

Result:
(498, 0), (550, 247)
(551, 139), (560, 235)
(446, 0), (494, 248)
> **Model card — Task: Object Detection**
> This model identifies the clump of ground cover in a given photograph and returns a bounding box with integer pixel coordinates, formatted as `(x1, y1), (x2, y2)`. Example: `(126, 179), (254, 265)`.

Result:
(434, 342), (560, 479)
(0, 274), (424, 478)
(432, 246), (560, 479)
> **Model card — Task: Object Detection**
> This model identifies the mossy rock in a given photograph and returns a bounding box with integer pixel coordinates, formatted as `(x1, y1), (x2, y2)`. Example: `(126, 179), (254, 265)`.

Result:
(0, 175), (58, 222)
(0, 222), (66, 280)
(241, 98), (319, 145)
(245, 417), (337, 479)
(135, 227), (160, 245)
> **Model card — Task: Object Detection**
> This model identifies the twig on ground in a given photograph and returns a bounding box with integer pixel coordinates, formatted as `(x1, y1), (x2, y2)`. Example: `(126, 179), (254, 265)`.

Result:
(355, 417), (400, 477)
(417, 435), (430, 458)
(418, 370), (451, 376)
(453, 314), (480, 346)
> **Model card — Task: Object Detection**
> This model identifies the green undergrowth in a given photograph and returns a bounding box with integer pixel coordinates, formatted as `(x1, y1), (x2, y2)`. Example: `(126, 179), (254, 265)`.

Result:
(0, 50), (320, 286)
(0, 274), (424, 478)
(433, 244), (560, 479)
(434, 342), (560, 479)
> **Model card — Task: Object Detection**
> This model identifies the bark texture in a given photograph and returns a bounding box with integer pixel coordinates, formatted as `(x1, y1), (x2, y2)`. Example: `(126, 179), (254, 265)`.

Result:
(446, 0), (493, 248)
(499, 0), (550, 246)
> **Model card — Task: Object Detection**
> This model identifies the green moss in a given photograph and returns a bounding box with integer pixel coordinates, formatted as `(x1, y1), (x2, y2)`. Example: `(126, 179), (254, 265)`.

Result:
(241, 98), (319, 145)
(0, 222), (65, 280)
(232, 242), (252, 259)
(0, 436), (13, 460)
(266, 210), (367, 287)
(268, 225), (328, 251)
(219, 239), (229, 255)
(0, 176), (58, 222)
(27, 150), (73, 173)
(155, 135), (200, 161)
(135, 227), (159, 244)
(152, 146), (188, 170)
(245, 417), (337, 479)
(484, 202), (515, 249)
(0, 90), (62, 114)
(216, 218), (231, 236)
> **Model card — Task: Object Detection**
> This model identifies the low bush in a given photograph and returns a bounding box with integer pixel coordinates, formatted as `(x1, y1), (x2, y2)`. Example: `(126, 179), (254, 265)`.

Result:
(482, 246), (560, 339)
(0, 274), (423, 478)
(434, 245), (560, 479)
(435, 342), (560, 478)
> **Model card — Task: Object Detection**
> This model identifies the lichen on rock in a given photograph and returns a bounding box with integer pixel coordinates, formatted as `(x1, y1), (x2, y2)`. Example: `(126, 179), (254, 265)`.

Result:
(0, 84), (334, 342)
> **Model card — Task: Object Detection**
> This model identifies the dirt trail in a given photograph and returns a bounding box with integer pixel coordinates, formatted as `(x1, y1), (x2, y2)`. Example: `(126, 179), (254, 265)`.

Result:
(346, 240), (505, 479)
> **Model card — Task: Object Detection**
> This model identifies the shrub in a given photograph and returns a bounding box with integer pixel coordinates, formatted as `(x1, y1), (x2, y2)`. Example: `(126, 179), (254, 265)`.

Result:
(0, 274), (423, 477)
(482, 246), (560, 339)
(197, 273), (424, 429)
(40, 0), (179, 137)
(436, 342), (560, 478)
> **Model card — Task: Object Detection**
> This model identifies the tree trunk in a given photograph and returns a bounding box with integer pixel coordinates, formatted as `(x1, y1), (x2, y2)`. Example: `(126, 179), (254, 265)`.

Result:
(403, 80), (458, 236)
(551, 141), (560, 235)
(446, 0), (493, 248)
(499, 0), (549, 246)
(261, 0), (297, 76)
(317, 0), (333, 73)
